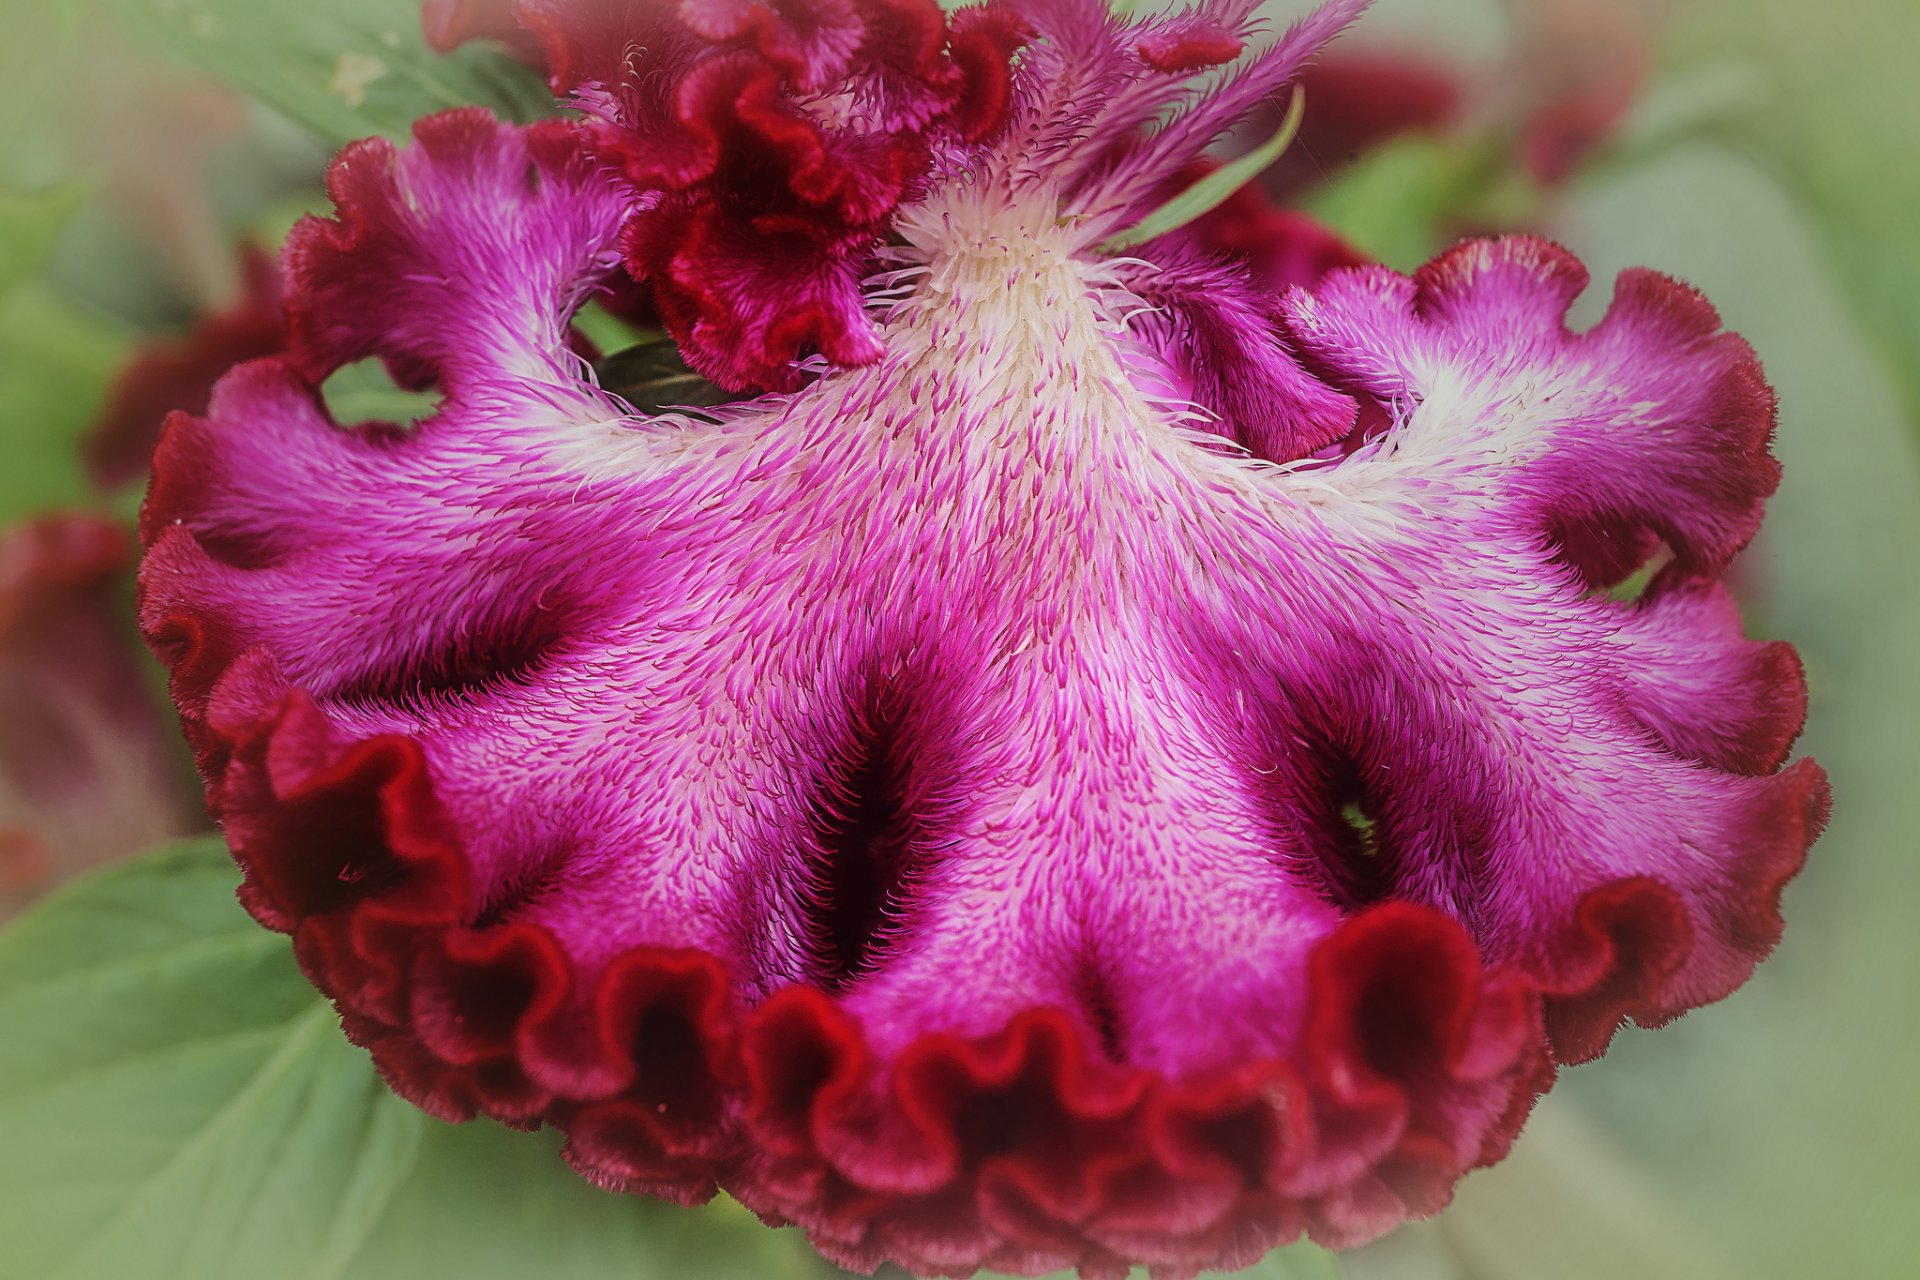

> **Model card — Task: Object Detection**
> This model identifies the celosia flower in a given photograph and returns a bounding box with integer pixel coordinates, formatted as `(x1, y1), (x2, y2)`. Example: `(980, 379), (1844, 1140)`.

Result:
(138, 1), (1828, 1276)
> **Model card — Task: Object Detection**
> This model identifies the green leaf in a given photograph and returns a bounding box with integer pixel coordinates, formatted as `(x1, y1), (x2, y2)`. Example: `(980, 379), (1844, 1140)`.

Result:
(0, 117), (118, 527)
(0, 846), (1339, 1280)
(0, 840), (425, 1280)
(1103, 85), (1308, 252)
(1302, 134), (1545, 274)
(1224, 1241), (1347, 1279)
(1665, 0), (1920, 434)
(353, 1123), (834, 1280)
(595, 337), (737, 416)
(570, 299), (655, 359)
(0, 282), (129, 527)
(1301, 138), (1458, 272)
(318, 359), (443, 428)
(0, 184), (86, 301)
(0, 841), (1349, 1280)
(1545, 139), (1920, 1280)
(1398, 1096), (1743, 1280)
(107, 0), (556, 147)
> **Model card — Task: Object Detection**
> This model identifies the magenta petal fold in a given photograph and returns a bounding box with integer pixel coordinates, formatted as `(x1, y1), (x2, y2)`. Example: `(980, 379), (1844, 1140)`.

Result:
(144, 3), (1825, 1276)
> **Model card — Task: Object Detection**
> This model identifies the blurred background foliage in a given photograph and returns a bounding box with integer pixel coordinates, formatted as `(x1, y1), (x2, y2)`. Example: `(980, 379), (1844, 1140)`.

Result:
(0, 0), (1915, 1277)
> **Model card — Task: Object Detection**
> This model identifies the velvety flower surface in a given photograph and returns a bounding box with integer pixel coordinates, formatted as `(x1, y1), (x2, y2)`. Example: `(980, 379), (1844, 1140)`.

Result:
(141, 1), (1826, 1276)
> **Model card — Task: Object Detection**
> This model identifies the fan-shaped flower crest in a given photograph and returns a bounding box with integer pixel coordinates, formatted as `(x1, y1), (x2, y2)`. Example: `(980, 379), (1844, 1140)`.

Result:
(139, 1), (1827, 1276)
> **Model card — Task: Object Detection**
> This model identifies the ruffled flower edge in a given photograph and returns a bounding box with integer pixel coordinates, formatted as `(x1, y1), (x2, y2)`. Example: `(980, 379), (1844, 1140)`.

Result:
(130, 623), (1825, 1278)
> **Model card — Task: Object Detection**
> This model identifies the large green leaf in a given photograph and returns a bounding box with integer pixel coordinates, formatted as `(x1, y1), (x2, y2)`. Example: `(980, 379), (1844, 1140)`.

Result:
(352, 1124), (831, 1280)
(1547, 140), (1920, 1280)
(0, 842), (1348, 1280)
(0, 840), (424, 1280)
(108, 0), (555, 147)
(1669, 0), (1920, 431)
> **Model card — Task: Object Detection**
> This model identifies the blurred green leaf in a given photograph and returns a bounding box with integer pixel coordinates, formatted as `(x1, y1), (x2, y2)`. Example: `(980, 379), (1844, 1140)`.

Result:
(108, 0), (556, 147)
(0, 283), (128, 526)
(1552, 138), (1920, 1280)
(1223, 1242), (1347, 1279)
(1302, 136), (1540, 273)
(1344, 136), (1920, 1280)
(319, 359), (443, 428)
(0, 184), (86, 300)
(0, 181), (113, 524)
(351, 1123), (831, 1280)
(0, 840), (424, 1280)
(1668, 0), (1920, 432)
(1303, 139), (1455, 270)
(0, 4), (90, 188)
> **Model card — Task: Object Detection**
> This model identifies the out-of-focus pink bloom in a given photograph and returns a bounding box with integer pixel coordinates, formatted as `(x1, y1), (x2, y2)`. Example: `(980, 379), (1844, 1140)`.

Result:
(1245, 0), (1649, 201)
(422, 0), (549, 66)
(1505, 0), (1649, 185)
(142, 2), (1824, 1275)
(66, 29), (250, 309)
(1261, 50), (1464, 196)
(85, 246), (286, 491)
(1, 516), (196, 919)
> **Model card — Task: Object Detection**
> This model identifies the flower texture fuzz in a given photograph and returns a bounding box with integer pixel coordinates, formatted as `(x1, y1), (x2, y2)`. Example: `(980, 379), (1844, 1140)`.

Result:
(141, 2), (1827, 1276)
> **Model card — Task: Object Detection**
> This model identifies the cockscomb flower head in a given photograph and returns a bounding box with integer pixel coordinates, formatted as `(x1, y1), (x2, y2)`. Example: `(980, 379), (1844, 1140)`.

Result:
(139, 1), (1827, 1276)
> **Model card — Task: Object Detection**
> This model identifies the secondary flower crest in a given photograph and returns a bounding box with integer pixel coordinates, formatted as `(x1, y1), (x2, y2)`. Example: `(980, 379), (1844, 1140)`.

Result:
(432, 0), (1028, 392)
(140, 1), (1827, 1276)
